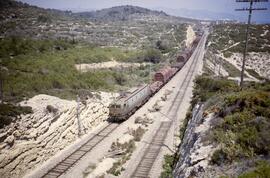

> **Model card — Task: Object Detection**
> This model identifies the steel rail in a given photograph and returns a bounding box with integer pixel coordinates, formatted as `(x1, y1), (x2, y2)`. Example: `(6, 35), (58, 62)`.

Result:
(41, 123), (119, 178)
(130, 34), (206, 178)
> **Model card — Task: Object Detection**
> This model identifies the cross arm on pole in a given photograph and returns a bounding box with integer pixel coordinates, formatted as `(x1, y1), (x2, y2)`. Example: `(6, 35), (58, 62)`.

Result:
(235, 7), (267, 11)
(236, 0), (268, 2)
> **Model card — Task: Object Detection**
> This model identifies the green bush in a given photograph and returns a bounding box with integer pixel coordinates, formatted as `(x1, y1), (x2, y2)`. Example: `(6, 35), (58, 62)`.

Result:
(211, 149), (229, 165)
(238, 161), (270, 178)
(37, 14), (52, 23)
(211, 90), (270, 163)
(0, 37), (73, 58)
(219, 58), (243, 77)
(130, 126), (145, 142)
(0, 37), (159, 101)
(192, 76), (239, 105)
(160, 154), (174, 178)
(0, 103), (32, 128)
(192, 77), (270, 165)
(143, 48), (162, 63)
(246, 69), (265, 80)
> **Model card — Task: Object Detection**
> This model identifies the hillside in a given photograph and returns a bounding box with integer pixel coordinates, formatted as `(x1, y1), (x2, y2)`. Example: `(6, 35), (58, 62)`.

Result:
(0, 1), (192, 48)
(0, 0), (193, 103)
(171, 23), (270, 178)
(173, 76), (270, 177)
(74, 5), (198, 23)
(0, 1), (197, 177)
(0, 0), (72, 37)
(74, 5), (168, 21)
(208, 24), (270, 53)
(204, 24), (270, 80)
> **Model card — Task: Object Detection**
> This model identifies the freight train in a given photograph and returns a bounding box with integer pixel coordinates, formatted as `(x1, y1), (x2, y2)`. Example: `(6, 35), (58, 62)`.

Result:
(109, 35), (202, 121)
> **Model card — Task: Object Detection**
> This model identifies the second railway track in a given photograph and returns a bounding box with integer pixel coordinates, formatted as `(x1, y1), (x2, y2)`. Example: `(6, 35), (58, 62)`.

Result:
(40, 33), (206, 178)
(42, 123), (119, 178)
(130, 33), (207, 178)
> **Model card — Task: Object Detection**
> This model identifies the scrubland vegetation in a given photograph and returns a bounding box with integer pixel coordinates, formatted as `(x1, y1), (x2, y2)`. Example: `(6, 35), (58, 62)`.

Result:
(0, 103), (32, 129)
(0, 1), (190, 104)
(192, 76), (270, 176)
(208, 24), (270, 54)
(0, 37), (165, 102)
(160, 154), (174, 178)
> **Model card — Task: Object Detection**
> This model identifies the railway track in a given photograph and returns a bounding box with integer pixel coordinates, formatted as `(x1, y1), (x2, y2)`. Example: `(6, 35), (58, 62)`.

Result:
(40, 33), (206, 178)
(130, 33), (207, 178)
(41, 123), (119, 178)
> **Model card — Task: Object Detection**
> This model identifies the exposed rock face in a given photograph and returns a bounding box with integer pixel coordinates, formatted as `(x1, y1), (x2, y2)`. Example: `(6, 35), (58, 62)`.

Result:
(186, 25), (196, 48)
(173, 104), (264, 177)
(173, 104), (218, 178)
(0, 93), (116, 178)
(4, 135), (14, 146)
(230, 52), (270, 79)
(75, 61), (149, 72)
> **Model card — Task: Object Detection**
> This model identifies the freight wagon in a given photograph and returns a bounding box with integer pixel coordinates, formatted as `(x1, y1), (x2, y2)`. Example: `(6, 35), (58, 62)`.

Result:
(109, 33), (202, 122)
(154, 67), (175, 83)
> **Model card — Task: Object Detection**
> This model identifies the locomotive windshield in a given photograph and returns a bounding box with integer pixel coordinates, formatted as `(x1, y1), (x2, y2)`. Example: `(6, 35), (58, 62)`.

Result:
(110, 104), (121, 108)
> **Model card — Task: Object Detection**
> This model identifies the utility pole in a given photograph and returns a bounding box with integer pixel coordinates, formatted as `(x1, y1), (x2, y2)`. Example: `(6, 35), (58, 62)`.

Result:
(214, 53), (218, 76)
(0, 78), (3, 103)
(218, 57), (222, 78)
(235, 0), (268, 88)
(77, 57), (82, 137)
(149, 63), (151, 83)
(77, 95), (82, 136)
(0, 66), (8, 103)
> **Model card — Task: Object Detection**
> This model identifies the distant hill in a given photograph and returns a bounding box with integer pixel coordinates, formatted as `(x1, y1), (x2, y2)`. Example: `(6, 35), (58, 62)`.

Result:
(0, 0), (72, 22)
(157, 7), (236, 21)
(157, 7), (270, 24)
(74, 5), (169, 21)
(0, 1), (197, 41)
(0, 0), (27, 8)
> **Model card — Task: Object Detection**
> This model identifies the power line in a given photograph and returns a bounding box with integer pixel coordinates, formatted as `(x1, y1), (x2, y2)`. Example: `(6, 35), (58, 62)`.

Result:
(235, 0), (268, 88)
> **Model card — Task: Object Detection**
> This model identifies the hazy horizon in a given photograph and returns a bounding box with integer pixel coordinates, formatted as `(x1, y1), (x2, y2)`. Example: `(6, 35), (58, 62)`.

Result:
(16, 0), (270, 23)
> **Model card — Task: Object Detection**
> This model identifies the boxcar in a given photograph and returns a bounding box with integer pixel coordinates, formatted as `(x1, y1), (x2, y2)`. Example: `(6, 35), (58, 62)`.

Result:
(172, 62), (185, 70)
(154, 67), (175, 83)
(176, 53), (188, 63)
(177, 49), (192, 63)
(149, 81), (163, 94)
(109, 84), (151, 121)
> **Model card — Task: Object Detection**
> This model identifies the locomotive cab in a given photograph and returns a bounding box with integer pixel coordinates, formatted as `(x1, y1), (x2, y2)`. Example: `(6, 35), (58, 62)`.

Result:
(109, 103), (122, 116)
(108, 84), (151, 122)
(109, 102), (128, 121)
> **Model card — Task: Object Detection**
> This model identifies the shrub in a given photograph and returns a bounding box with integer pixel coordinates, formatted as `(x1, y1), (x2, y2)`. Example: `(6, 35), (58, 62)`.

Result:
(211, 149), (228, 165)
(46, 105), (58, 114)
(0, 103), (32, 128)
(143, 48), (162, 63)
(1, 38), (153, 101)
(160, 154), (174, 178)
(37, 15), (52, 23)
(130, 126), (145, 142)
(192, 77), (270, 165)
(238, 161), (270, 178)
(210, 90), (270, 163)
(192, 76), (239, 105)
(113, 72), (127, 86)
(107, 140), (136, 176)
(246, 69), (265, 80)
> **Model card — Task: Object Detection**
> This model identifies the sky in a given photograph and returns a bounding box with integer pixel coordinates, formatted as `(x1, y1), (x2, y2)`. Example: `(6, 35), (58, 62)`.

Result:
(17, 0), (270, 23)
